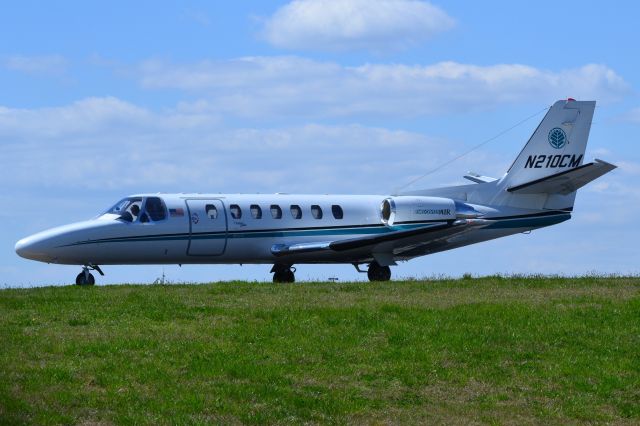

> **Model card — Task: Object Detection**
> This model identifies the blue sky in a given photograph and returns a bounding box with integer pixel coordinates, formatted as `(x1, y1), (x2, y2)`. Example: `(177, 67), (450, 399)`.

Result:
(2, 0), (639, 286)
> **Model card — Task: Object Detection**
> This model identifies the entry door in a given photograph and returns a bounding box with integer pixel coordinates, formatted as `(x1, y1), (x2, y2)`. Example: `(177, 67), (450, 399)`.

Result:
(186, 199), (227, 256)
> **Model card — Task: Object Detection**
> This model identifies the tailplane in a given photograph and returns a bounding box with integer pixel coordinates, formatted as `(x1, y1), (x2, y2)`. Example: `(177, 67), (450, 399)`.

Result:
(506, 159), (616, 195)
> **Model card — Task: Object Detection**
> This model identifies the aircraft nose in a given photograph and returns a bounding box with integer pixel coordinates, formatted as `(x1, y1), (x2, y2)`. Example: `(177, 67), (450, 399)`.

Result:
(15, 239), (26, 257)
(15, 236), (39, 260)
(15, 234), (54, 262)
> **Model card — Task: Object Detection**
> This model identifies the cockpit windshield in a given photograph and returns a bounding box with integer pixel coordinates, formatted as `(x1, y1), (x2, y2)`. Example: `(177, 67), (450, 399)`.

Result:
(103, 197), (167, 223)
(105, 197), (143, 222)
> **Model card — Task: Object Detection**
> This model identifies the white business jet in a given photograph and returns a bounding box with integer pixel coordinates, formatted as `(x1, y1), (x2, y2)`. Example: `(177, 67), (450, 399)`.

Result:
(15, 99), (615, 284)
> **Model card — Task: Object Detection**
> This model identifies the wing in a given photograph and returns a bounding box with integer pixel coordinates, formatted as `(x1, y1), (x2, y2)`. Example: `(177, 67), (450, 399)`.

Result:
(271, 219), (489, 261)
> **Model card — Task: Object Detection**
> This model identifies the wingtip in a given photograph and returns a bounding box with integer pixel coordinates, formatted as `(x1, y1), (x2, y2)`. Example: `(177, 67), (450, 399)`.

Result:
(594, 158), (618, 169)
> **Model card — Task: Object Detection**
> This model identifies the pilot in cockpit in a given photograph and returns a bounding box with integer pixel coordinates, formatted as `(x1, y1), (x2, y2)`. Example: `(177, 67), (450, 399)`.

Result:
(120, 203), (140, 222)
(130, 204), (140, 219)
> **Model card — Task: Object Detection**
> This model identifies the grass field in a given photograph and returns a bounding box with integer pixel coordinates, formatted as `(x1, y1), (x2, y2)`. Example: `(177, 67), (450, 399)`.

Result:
(0, 276), (639, 425)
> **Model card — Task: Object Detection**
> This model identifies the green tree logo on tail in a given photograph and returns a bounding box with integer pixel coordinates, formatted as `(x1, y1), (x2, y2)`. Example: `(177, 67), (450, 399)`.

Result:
(548, 127), (566, 149)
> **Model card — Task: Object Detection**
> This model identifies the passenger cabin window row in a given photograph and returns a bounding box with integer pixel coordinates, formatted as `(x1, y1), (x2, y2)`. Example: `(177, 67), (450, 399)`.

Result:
(208, 204), (344, 221)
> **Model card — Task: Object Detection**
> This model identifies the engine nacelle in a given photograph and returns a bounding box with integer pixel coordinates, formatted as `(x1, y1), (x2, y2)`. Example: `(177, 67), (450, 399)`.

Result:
(381, 196), (460, 226)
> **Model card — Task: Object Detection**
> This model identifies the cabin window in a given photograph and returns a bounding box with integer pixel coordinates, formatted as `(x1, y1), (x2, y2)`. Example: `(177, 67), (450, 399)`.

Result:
(290, 205), (302, 219)
(331, 205), (344, 219)
(311, 205), (323, 219)
(230, 204), (242, 219)
(205, 204), (218, 219)
(270, 204), (282, 219)
(250, 204), (262, 219)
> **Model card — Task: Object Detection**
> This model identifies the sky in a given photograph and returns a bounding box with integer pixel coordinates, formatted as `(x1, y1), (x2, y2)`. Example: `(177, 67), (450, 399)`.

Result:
(1, 0), (639, 286)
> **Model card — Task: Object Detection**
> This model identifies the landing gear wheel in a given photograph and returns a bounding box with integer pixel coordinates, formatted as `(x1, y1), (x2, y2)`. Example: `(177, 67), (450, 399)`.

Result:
(367, 262), (391, 282)
(75, 272), (95, 286)
(272, 265), (295, 283)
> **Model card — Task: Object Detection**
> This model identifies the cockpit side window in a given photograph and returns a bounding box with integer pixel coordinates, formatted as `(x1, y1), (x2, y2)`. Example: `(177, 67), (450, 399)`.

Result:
(145, 197), (167, 221)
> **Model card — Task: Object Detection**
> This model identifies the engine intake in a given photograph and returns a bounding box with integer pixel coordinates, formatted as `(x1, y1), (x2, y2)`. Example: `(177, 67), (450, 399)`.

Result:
(380, 196), (457, 226)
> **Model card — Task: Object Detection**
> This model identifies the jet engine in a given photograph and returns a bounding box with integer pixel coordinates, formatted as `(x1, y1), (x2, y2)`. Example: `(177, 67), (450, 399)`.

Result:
(380, 196), (482, 226)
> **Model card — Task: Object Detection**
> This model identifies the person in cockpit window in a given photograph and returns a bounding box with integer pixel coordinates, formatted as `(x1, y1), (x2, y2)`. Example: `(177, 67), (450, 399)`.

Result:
(120, 203), (140, 222)
(130, 204), (140, 219)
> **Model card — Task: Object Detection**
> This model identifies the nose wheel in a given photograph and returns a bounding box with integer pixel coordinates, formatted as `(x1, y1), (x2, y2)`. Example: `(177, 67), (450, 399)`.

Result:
(75, 265), (103, 286)
(271, 264), (295, 283)
(367, 262), (391, 282)
(76, 271), (95, 285)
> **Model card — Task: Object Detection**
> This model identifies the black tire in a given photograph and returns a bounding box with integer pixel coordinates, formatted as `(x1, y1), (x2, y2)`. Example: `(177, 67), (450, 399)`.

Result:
(284, 269), (295, 283)
(273, 269), (295, 283)
(75, 272), (95, 286)
(367, 262), (391, 282)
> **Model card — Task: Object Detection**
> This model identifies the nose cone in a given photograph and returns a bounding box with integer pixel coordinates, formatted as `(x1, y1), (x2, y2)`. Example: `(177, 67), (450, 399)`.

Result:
(14, 238), (28, 258)
(15, 220), (112, 264)
(15, 234), (52, 262)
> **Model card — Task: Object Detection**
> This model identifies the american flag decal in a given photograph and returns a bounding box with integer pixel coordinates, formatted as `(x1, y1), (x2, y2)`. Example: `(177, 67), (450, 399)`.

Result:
(169, 208), (184, 217)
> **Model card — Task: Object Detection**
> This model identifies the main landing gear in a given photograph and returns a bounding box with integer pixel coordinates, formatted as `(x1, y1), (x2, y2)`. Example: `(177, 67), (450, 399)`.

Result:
(75, 265), (104, 286)
(365, 261), (392, 282)
(271, 264), (295, 283)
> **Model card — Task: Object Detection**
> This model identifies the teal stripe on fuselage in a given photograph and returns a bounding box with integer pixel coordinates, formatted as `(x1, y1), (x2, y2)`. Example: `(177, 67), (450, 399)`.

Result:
(64, 214), (570, 247)
(65, 222), (430, 246)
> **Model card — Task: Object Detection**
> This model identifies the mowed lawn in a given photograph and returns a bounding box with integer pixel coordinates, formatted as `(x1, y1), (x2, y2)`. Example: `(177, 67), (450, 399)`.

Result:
(0, 277), (639, 425)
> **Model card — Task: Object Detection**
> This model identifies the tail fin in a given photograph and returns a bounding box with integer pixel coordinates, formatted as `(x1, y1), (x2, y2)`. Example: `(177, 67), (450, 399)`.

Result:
(503, 99), (595, 188)
(399, 99), (615, 210)
(495, 99), (614, 209)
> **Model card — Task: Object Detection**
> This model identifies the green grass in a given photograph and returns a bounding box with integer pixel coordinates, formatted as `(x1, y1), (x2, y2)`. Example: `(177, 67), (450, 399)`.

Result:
(0, 276), (639, 425)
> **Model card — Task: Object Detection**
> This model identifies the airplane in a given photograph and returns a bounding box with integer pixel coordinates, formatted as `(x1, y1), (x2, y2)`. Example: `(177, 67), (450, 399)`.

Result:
(15, 99), (616, 285)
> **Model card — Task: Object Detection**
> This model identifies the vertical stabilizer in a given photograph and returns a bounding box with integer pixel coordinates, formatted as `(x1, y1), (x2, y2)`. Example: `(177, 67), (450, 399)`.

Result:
(400, 99), (613, 211)
(502, 99), (595, 188)
(491, 99), (596, 209)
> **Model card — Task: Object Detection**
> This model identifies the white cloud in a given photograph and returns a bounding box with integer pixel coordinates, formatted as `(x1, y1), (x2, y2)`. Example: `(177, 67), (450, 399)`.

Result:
(616, 160), (640, 175)
(0, 97), (220, 139)
(137, 57), (629, 118)
(1, 97), (477, 193)
(2, 54), (68, 75)
(262, 0), (454, 51)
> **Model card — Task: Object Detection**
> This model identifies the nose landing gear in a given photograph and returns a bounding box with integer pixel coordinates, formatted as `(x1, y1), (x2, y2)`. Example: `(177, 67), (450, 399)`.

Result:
(75, 265), (103, 286)
(271, 264), (295, 283)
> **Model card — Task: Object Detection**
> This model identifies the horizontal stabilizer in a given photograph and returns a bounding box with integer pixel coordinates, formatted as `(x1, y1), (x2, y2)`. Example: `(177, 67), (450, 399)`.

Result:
(507, 159), (616, 195)
(464, 172), (498, 184)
